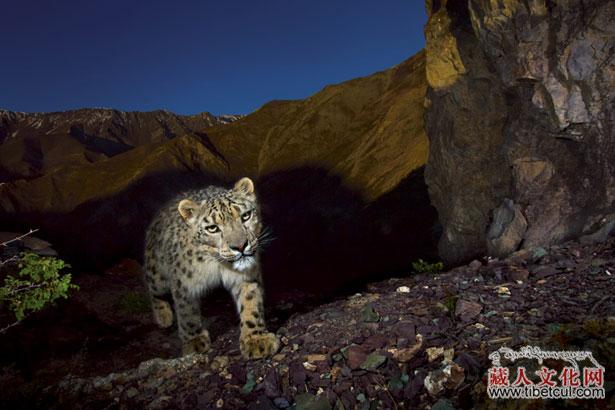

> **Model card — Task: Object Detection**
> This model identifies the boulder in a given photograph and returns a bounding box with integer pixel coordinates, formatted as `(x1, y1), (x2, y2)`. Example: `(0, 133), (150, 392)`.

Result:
(454, 299), (482, 322)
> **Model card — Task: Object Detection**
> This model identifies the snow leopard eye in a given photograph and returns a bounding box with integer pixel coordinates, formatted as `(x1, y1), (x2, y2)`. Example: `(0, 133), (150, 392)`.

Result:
(241, 210), (252, 222)
(205, 225), (220, 234)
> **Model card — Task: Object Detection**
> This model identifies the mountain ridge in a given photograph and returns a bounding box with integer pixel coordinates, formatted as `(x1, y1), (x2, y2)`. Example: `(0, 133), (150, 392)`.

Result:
(0, 108), (241, 182)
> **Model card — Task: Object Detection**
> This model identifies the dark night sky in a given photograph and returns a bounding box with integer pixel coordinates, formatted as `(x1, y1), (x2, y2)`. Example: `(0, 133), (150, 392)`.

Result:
(1, 1), (427, 115)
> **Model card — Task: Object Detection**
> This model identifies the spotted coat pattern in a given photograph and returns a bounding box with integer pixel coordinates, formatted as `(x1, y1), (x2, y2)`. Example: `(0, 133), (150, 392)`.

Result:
(143, 178), (279, 358)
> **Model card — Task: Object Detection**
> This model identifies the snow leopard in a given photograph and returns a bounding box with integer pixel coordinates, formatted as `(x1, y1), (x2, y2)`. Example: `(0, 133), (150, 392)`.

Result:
(143, 177), (279, 358)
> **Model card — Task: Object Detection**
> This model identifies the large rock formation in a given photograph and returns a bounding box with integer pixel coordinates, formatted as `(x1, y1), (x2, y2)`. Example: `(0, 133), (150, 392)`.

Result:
(424, 0), (615, 263)
(0, 52), (435, 292)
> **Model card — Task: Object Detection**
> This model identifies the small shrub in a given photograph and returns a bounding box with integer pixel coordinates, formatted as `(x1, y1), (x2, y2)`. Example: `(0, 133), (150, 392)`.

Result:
(411, 258), (444, 274)
(443, 294), (458, 314)
(0, 252), (78, 331)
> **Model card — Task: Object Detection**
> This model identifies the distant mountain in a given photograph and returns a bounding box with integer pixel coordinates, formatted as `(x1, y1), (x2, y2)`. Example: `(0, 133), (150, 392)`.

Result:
(0, 109), (241, 182)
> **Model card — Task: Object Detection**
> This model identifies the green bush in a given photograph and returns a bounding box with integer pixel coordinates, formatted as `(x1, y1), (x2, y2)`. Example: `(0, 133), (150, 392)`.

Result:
(411, 258), (444, 274)
(0, 252), (78, 330)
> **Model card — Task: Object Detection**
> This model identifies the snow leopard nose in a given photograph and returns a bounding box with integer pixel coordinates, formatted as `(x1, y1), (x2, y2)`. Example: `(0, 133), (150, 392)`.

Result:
(231, 241), (248, 253)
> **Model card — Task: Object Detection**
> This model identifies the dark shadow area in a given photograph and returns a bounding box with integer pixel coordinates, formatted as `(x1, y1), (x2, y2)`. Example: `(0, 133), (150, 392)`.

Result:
(257, 166), (439, 297)
(0, 298), (132, 379)
(0, 165), (439, 300)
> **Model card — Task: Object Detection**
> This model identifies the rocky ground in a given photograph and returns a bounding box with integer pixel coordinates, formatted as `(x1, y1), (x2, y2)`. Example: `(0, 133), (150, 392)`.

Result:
(1, 237), (614, 409)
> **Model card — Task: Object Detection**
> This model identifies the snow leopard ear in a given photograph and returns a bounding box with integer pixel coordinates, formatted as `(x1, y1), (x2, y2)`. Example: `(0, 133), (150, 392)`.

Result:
(233, 177), (254, 195)
(178, 199), (199, 224)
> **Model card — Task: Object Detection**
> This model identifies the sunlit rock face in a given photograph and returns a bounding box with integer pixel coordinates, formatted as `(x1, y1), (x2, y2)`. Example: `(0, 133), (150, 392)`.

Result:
(424, 0), (615, 264)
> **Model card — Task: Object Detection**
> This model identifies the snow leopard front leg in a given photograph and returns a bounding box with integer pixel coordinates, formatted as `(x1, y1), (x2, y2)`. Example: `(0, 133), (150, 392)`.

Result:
(171, 287), (211, 355)
(232, 280), (280, 359)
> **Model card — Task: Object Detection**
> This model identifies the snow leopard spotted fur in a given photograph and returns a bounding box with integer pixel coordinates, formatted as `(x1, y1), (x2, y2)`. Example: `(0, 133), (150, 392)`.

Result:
(143, 177), (279, 358)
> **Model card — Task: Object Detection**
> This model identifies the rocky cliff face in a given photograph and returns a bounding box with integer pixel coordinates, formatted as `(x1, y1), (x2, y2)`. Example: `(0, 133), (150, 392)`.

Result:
(0, 109), (239, 182)
(424, 0), (615, 263)
(0, 52), (434, 292)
